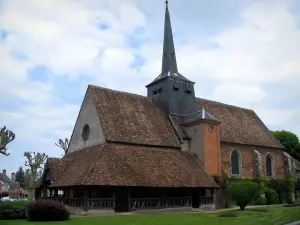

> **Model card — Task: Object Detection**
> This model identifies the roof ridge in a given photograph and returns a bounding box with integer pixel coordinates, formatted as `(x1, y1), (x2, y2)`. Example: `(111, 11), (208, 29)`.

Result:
(89, 84), (254, 113)
(197, 97), (254, 112)
(190, 153), (219, 187)
(81, 144), (106, 184)
(88, 84), (149, 100)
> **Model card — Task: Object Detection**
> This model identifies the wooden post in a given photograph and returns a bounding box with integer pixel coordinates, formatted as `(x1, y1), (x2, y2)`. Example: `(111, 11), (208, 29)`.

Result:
(128, 188), (131, 212)
(83, 190), (89, 211)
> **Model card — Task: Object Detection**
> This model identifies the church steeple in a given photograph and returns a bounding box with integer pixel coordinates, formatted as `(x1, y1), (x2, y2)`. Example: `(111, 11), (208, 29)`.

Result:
(161, 0), (178, 74)
(147, 0), (190, 85)
(146, 1), (197, 116)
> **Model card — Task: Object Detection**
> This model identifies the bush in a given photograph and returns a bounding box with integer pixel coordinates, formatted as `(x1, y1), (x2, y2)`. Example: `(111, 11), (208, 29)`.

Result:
(227, 180), (260, 210)
(265, 188), (279, 205)
(27, 199), (69, 221)
(0, 200), (28, 220)
(267, 178), (295, 204)
(254, 195), (267, 205)
(225, 200), (232, 208)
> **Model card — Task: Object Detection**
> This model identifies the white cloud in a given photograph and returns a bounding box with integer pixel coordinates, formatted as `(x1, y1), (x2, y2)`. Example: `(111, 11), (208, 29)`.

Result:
(211, 82), (267, 108)
(0, 0), (300, 175)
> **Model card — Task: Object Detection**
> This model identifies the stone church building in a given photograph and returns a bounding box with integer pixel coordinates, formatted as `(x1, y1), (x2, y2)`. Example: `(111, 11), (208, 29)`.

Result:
(34, 1), (295, 212)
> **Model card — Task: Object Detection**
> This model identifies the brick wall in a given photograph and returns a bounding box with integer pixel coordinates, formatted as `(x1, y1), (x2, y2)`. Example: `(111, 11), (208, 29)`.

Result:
(9, 182), (22, 199)
(221, 142), (285, 179)
(202, 124), (222, 176)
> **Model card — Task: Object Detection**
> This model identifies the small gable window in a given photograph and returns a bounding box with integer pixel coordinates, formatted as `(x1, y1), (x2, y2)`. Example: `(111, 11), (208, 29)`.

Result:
(266, 153), (274, 177)
(231, 149), (242, 176)
(82, 124), (90, 141)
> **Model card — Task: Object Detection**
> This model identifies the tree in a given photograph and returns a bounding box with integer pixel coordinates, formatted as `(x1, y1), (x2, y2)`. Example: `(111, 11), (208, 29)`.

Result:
(24, 169), (31, 190)
(272, 130), (300, 157)
(15, 166), (26, 188)
(37, 168), (43, 180)
(0, 126), (15, 156)
(24, 152), (48, 201)
(55, 138), (69, 154)
(228, 180), (260, 210)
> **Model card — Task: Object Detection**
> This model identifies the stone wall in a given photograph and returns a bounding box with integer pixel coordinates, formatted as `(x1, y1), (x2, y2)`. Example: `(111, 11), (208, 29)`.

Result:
(221, 142), (285, 179)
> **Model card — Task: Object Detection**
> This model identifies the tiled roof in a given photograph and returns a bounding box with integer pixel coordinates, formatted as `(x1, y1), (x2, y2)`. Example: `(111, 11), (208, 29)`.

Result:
(47, 158), (70, 181)
(31, 158), (71, 189)
(50, 143), (218, 188)
(87, 85), (283, 149)
(89, 85), (180, 148)
(196, 98), (284, 148)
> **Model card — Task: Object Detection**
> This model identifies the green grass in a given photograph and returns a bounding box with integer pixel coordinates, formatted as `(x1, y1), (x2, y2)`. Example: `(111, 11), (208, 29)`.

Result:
(2, 206), (300, 225)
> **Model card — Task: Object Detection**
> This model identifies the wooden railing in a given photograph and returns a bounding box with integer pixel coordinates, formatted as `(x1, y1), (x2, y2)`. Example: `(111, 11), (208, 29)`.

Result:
(131, 197), (192, 210)
(199, 196), (214, 205)
(53, 198), (115, 210)
(87, 198), (115, 209)
(36, 196), (214, 211)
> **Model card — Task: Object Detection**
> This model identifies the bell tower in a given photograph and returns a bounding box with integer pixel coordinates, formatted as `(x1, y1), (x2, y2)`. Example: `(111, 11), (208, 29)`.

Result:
(146, 0), (197, 116)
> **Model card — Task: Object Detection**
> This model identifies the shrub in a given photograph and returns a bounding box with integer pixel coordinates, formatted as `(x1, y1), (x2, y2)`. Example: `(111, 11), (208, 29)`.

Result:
(27, 199), (69, 221)
(0, 200), (28, 220)
(225, 200), (232, 208)
(265, 188), (279, 205)
(254, 195), (267, 205)
(267, 178), (295, 204)
(227, 180), (260, 210)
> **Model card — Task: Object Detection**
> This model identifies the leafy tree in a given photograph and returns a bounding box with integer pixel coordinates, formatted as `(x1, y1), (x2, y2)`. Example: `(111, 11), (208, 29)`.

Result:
(24, 152), (48, 201)
(272, 130), (300, 157)
(15, 167), (26, 188)
(55, 138), (69, 154)
(228, 180), (260, 210)
(0, 126), (15, 156)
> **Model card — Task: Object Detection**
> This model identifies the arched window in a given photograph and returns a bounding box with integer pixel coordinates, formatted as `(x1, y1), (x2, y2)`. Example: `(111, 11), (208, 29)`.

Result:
(231, 149), (242, 176)
(266, 153), (274, 177)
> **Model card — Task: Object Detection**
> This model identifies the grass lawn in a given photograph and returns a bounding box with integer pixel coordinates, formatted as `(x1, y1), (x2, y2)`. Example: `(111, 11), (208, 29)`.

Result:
(2, 206), (300, 225)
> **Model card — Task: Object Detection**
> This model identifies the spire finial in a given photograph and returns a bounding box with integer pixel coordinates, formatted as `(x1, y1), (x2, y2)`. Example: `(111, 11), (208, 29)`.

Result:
(165, 0), (168, 4)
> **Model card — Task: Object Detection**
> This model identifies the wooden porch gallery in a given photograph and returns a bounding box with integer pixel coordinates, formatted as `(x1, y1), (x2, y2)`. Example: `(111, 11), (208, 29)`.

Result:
(33, 143), (218, 213)
(35, 186), (215, 212)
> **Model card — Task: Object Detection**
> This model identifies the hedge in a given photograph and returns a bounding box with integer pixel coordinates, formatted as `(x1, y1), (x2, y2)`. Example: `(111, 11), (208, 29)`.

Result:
(0, 200), (28, 220)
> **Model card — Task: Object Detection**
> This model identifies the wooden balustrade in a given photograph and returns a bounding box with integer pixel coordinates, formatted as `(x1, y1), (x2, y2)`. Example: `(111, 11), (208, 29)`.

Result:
(131, 197), (192, 210)
(37, 195), (213, 211)
(199, 196), (214, 205)
(53, 198), (115, 210)
(87, 198), (115, 209)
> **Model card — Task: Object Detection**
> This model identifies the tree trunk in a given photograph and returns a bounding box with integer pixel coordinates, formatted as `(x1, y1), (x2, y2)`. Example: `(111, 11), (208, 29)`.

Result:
(28, 169), (37, 201)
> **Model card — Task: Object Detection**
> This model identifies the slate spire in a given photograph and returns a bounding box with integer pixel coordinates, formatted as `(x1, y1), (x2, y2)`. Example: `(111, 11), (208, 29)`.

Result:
(146, 0), (190, 86)
(146, 1), (197, 116)
(161, 0), (178, 74)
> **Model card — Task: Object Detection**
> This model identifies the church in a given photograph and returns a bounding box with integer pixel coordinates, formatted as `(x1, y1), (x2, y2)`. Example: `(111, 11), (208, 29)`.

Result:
(34, 1), (295, 213)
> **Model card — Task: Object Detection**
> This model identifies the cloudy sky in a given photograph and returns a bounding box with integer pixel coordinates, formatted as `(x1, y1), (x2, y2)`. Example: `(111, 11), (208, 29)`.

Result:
(1, 0), (300, 175)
